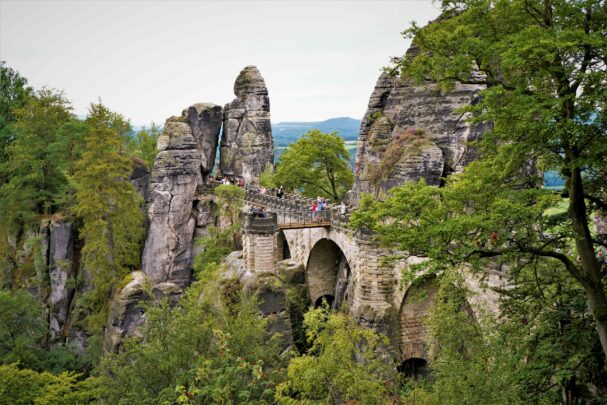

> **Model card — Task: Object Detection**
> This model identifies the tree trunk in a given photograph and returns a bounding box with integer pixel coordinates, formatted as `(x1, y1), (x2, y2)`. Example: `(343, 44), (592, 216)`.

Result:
(568, 165), (607, 359)
(582, 278), (607, 360)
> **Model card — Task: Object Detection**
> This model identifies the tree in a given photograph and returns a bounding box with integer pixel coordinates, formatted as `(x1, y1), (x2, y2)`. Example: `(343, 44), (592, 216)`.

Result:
(358, 0), (607, 359)
(72, 103), (143, 319)
(0, 88), (74, 220)
(0, 290), (46, 368)
(0, 61), (32, 185)
(397, 274), (524, 405)
(275, 306), (398, 404)
(259, 162), (276, 189)
(0, 363), (99, 404)
(214, 184), (245, 227)
(0, 88), (77, 287)
(274, 130), (354, 201)
(99, 259), (286, 404)
(131, 123), (161, 172)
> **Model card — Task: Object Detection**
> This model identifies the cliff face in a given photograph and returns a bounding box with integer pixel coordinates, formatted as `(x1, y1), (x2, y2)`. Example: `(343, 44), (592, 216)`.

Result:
(220, 66), (273, 184)
(350, 67), (488, 202)
(142, 104), (222, 288)
(106, 104), (223, 352)
(106, 67), (276, 352)
(185, 103), (223, 177)
(41, 219), (76, 343)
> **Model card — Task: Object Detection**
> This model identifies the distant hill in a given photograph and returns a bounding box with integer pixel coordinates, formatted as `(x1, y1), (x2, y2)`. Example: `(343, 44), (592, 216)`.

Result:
(272, 117), (361, 146)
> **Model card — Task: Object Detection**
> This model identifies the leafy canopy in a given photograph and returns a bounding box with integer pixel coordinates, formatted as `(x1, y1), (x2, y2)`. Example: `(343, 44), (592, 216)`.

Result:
(99, 258), (286, 404)
(273, 129), (354, 201)
(72, 103), (143, 322)
(357, 0), (607, 359)
(276, 306), (398, 404)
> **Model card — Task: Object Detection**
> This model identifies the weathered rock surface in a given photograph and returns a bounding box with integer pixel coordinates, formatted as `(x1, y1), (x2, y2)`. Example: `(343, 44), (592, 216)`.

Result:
(130, 158), (150, 202)
(354, 115), (444, 198)
(350, 64), (488, 202)
(142, 116), (200, 287)
(184, 103), (223, 177)
(142, 105), (222, 288)
(41, 219), (76, 342)
(220, 66), (273, 184)
(103, 271), (149, 352)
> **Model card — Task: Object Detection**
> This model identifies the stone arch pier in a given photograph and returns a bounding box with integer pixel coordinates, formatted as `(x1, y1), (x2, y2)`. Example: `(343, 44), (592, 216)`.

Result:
(242, 190), (506, 364)
(398, 279), (439, 378)
(306, 238), (351, 309)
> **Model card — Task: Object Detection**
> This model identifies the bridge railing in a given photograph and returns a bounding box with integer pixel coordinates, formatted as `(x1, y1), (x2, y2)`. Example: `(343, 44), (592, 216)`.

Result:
(243, 188), (352, 229)
(198, 181), (361, 232)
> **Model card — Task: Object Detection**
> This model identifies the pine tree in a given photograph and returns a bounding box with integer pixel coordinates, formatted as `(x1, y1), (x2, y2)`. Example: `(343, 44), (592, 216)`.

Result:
(73, 103), (143, 314)
(0, 88), (74, 287)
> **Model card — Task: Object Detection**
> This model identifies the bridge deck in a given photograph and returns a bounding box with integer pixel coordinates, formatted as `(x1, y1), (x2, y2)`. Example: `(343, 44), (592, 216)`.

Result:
(278, 221), (332, 230)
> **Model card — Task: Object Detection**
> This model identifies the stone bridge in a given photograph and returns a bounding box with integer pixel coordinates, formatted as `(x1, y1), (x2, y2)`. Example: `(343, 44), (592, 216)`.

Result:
(242, 188), (506, 371)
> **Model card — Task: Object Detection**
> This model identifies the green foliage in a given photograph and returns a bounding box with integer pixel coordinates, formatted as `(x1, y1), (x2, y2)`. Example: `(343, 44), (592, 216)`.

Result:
(98, 261), (286, 404)
(276, 306), (397, 404)
(259, 162), (276, 189)
(401, 273), (525, 404)
(0, 363), (99, 404)
(0, 61), (32, 183)
(214, 184), (244, 227)
(383, 0), (607, 359)
(72, 103), (143, 323)
(130, 123), (161, 172)
(193, 224), (240, 277)
(496, 256), (607, 402)
(0, 290), (46, 368)
(0, 84), (85, 287)
(0, 289), (90, 374)
(274, 129), (354, 201)
(0, 88), (75, 244)
(284, 285), (311, 355)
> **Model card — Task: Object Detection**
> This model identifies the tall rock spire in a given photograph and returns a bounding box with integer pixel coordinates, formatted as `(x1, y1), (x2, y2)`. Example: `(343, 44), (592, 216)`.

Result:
(220, 66), (273, 184)
(142, 103), (222, 288)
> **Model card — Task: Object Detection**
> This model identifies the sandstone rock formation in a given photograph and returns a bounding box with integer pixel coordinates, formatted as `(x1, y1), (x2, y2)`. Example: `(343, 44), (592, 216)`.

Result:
(350, 66), (488, 202)
(220, 66), (273, 184)
(130, 158), (150, 202)
(41, 219), (76, 342)
(184, 103), (223, 177)
(142, 104), (222, 288)
(103, 271), (148, 352)
(106, 104), (223, 352)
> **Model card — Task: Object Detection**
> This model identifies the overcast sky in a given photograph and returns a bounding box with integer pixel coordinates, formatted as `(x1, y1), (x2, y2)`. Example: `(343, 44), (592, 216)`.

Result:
(0, 0), (440, 125)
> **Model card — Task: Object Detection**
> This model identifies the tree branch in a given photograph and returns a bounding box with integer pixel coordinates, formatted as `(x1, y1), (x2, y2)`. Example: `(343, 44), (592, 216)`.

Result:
(300, 179), (333, 197)
(466, 242), (583, 282)
(584, 194), (607, 212)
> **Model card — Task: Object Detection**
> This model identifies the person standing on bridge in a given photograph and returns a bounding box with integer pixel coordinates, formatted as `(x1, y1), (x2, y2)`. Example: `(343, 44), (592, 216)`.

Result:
(277, 186), (285, 199)
(316, 198), (324, 223)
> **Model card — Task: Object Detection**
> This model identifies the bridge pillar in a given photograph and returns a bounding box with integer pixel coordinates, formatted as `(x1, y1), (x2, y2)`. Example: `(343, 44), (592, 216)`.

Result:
(243, 212), (278, 273)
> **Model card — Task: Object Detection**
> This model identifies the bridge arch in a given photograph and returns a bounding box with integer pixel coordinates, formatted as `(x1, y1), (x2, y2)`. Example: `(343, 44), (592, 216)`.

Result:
(277, 230), (291, 261)
(306, 238), (351, 309)
(398, 278), (439, 369)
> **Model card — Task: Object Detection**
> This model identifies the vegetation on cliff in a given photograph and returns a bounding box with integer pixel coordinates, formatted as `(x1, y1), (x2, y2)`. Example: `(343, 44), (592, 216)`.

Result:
(352, 0), (607, 401)
(0, 61), (158, 391)
(72, 103), (144, 326)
